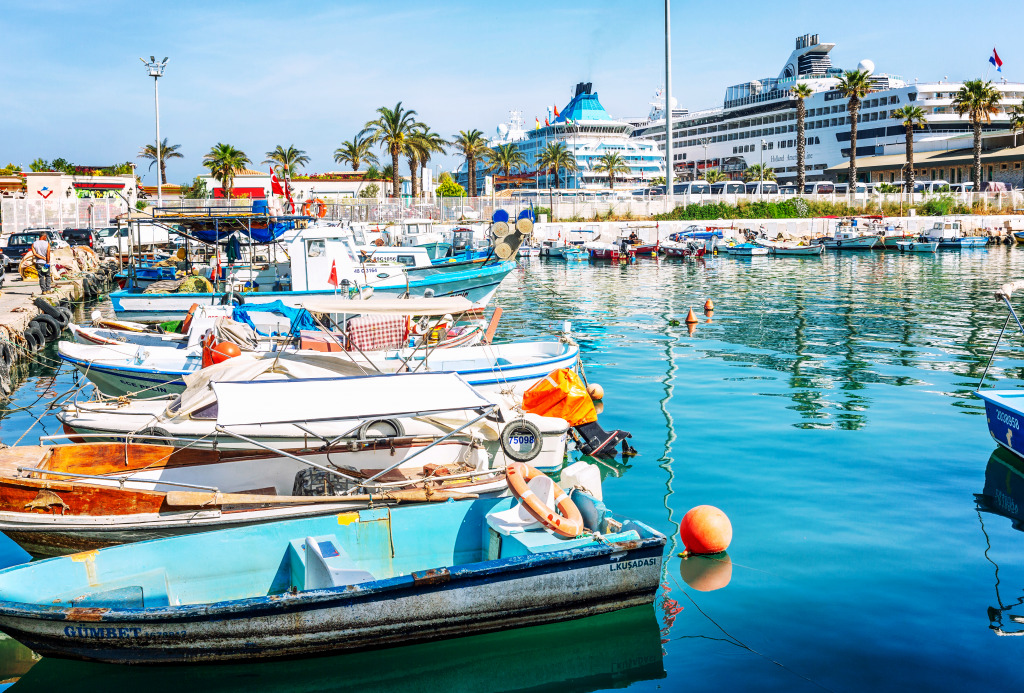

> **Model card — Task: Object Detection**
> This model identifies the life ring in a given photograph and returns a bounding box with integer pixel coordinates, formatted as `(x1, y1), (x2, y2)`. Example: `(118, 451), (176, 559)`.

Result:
(908, 242), (915, 250)
(302, 199), (327, 218)
(505, 463), (583, 538)
(373, 238), (385, 247)
(500, 419), (543, 463)
(836, 240), (842, 248)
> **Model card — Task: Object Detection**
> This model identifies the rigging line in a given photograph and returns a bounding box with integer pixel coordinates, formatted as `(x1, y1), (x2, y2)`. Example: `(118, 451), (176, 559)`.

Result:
(669, 572), (836, 693)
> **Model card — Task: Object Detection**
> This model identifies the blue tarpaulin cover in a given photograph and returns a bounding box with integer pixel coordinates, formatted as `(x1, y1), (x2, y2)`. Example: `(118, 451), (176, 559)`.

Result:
(232, 301), (319, 336)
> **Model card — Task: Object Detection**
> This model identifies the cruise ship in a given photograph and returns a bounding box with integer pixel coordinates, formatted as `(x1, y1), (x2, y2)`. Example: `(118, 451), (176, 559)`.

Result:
(457, 83), (664, 192)
(632, 34), (1024, 184)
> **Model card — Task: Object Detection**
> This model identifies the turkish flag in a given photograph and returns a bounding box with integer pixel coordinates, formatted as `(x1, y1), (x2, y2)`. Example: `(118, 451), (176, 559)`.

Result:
(270, 168), (284, 195)
(327, 260), (339, 288)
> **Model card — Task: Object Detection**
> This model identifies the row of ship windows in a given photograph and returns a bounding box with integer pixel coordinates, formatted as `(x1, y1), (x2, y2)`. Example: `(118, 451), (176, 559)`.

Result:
(730, 137), (822, 154)
(674, 110), (907, 148)
(667, 99), (901, 138)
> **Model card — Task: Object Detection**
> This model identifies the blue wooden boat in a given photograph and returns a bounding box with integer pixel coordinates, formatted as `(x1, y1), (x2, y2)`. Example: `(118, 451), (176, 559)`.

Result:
(976, 280), (1024, 460)
(0, 491), (664, 663)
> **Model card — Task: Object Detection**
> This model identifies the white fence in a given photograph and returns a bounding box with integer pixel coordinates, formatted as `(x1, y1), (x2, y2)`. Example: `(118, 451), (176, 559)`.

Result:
(1, 199), (129, 234)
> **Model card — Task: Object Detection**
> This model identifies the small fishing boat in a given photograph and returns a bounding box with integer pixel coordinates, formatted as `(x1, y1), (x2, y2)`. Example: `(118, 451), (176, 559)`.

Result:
(757, 241), (823, 257)
(0, 469), (665, 663)
(723, 242), (768, 257)
(817, 223), (879, 250)
(975, 281), (1024, 461)
(660, 240), (705, 258)
(587, 242), (634, 262)
(558, 246), (589, 262)
(894, 239), (938, 253)
(920, 219), (988, 248)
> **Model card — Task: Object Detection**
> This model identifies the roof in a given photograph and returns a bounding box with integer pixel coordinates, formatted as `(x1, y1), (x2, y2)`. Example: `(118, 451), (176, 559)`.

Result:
(233, 168), (266, 176)
(827, 144), (1024, 173)
(554, 91), (613, 123)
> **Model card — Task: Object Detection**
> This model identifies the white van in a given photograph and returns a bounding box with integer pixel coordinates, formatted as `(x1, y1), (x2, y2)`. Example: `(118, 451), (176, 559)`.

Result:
(912, 180), (951, 194)
(97, 226), (171, 256)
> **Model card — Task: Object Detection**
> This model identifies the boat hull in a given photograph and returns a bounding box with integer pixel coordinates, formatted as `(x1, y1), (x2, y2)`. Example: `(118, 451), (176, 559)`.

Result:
(976, 391), (1024, 461)
(0, 499), (665, 664)
(820, 236), (878, 250)
(933, 237), (988, 248)
(766, 245), (823, 256)
(895, 241), (938, 253)
(110, 261), (515, 322)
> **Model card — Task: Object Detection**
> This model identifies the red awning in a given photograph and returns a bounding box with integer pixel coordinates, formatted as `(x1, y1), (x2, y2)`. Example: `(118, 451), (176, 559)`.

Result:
(72, 182), (125, 190)
(214, 187), (266, 199)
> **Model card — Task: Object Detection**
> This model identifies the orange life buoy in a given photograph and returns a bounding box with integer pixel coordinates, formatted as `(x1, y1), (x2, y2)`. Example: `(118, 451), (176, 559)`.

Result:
(505, 463), (584, 538)
(302, 199), (327, 218)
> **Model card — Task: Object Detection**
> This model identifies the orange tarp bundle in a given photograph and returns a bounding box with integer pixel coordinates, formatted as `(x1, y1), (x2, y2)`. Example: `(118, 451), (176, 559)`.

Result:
(522, 369), (597, 427)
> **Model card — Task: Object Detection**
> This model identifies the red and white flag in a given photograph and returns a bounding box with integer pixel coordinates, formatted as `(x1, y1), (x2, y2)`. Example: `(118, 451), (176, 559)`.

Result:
(327, 260), (339, 288)
(270, 167), (285, 195)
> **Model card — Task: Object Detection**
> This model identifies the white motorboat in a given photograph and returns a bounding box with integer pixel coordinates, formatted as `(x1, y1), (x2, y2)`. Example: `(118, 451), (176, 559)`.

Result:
(757, 241), (824, 256)
(54, 356), (571, 475)
(817, 224), (879, 250)
(722, 243), (768, 256)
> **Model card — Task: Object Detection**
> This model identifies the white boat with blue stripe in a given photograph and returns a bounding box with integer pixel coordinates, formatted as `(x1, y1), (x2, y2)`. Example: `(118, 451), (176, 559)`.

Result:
(976, 280), (1024, 461)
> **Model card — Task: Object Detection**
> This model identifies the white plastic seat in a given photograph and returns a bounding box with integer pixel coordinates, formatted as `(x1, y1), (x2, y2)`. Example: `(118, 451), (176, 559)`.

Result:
(485, 475), (556, 536)
(304, 536), (375, 590)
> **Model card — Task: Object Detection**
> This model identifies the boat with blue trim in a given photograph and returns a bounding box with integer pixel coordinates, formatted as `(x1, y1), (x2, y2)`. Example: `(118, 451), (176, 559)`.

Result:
(921, 219), (988, 248)
(975, 281), (1024, 461)
(0, 470), (664, 663)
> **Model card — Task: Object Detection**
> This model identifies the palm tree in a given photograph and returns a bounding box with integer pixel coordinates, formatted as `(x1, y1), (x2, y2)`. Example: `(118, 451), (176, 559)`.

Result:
(791, 83), (813, 191)
(742, 164), (776, 182)
(405, 126), (447, 198)
(363, 102), (423, 198)
(1010, 104), (1024, 186)
(892, 105), (927, 192)
(452, 129), (489, 197)
(703, 170), (727, 184)
(537, 142), (578, 189)
(836, 69), (873, 187)
(953, 79), (1002, 190)
(262, 145), (310, 179)
(484, 144), (527, 188)
(334, 132), (379, 172)
(381, 164), (396, 196)
(138, 139), (183, 185)
(592, 152), (630, 189)
(202, 143), (251, 199)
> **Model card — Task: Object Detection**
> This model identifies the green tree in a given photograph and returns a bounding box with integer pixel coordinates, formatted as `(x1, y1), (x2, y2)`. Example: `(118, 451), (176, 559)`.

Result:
(436, 172), (466, 197)
(953, 79), (1002, 190)
(359, 183), (380, 198)
(334, 132), (379, 171)
(49, 158), (72, 174)
(703, 170), (726, 184)
(381, 164), (396, 196)
(0, 163), (21, 175)
(138, 139), (183, 185)
(180, 176), (209, 199)
(836, 69), (874, 185)
(363, 102), (423, 198)
(591, 152), (631, 189)
(451, 129), (490, 197)
(262, 145), (310, 179)
(743, 164), (776, 182)
(484, 144), (528, 186)
(202, 143), (251, 199)
(791, 83), (813, 190)
(405, 126), (447, 198)
(537, 142), (578, 190)
(29, 158), (50, 172)
(892, 105), (927, 192)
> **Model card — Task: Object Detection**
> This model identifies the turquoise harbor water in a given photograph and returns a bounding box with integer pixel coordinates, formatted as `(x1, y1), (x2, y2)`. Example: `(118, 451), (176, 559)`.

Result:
(2, 247), (1024, 690)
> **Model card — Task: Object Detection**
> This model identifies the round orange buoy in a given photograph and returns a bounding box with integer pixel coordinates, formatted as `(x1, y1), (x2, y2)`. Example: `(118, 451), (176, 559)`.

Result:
(704, 299), (714, 311)
(679, 505), (732, 555)
(586, 383), (604, 400)
(679, 552), (732, 591)
(210, 341), (241, 364)
(685, 308), (698, 324)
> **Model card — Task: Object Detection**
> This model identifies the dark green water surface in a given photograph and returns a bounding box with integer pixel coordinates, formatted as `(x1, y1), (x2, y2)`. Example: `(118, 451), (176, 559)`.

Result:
(3, 247), (1024, 691)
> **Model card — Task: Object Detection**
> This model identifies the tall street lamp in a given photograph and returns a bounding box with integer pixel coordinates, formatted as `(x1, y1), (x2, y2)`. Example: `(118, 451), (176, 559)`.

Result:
(760, 139), (766, 201)
(664, 0), (673, 209)
(140, 56), (168, 211)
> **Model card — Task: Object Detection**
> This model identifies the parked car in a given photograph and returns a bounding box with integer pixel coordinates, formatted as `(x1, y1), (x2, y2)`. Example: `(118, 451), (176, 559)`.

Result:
(710, 182), (746, 195)
(913, 180), (951, 194)
(631, 186), (664, 197)
(61, 227), (97, 249)
(981, 181), (1010, 192)
(673, 181), (711, 195)
(778, 185), (799, 194)
(1, 228), (65, 270)
(97, 225), (170, 256)
(950, 182), (975, 193)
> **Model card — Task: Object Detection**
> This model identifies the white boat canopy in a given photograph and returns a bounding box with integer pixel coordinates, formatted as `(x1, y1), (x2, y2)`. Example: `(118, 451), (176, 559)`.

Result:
(300, 296), (476, 316)
(212, 372), (493, 426)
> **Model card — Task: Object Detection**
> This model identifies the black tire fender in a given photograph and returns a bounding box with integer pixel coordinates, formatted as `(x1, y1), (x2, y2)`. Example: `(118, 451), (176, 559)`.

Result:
(31, 314), (61, 342)
(34, 297), (64, 323)
(23, 327), (41, 352)
(0, 341), (13, 367)
(499, 419), (544, 463)
(220, 291), (244, 306)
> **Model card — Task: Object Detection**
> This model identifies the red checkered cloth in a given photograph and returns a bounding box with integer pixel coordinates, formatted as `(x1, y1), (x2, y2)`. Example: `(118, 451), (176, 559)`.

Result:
(346, 315), (409, 351)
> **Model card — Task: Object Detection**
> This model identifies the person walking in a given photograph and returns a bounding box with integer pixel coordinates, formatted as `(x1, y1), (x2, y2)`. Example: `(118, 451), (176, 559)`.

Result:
(30, 232), (51, 294)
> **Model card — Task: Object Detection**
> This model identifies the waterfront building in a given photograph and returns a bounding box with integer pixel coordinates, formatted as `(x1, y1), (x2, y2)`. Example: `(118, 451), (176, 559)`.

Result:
(632, 33), (1024, 184)
(458, 83), (664, 192)
(197, 170), (387, 201)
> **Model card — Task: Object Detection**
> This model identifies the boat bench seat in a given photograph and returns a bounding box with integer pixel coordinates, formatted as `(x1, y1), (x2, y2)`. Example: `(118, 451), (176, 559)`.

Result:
(64, 568), (173, 608)
(287, 535), (375, 591)
(496, 529), (641, 558)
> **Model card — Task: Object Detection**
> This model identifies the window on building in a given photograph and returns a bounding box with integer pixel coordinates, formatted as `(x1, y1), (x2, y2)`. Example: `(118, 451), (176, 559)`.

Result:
(1002, 164), (1008, 170)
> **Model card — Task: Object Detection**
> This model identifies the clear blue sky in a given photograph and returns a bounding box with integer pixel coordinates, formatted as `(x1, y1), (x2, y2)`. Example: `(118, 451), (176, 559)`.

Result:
(2, 0), (1021, 184)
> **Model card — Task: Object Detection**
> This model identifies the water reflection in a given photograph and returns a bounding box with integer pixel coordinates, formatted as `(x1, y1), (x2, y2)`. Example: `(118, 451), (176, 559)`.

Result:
(10, 606), (665, 692)
(976, 447), (1024, 636)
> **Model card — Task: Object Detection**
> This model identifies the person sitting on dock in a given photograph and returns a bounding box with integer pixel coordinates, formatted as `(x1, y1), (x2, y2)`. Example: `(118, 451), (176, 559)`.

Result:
(30, 232), (51, 294)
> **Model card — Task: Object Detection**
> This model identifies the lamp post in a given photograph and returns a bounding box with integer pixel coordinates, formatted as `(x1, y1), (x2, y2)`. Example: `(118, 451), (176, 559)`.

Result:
(664, 0), (674, 210)
(701, 138), (709, 181)
(140, 56), (168, 212)
(759, 139), (766, 201)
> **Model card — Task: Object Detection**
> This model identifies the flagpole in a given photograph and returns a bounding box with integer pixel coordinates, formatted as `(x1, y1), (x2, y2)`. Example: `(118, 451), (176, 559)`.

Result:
(664, 0), (674, 212)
